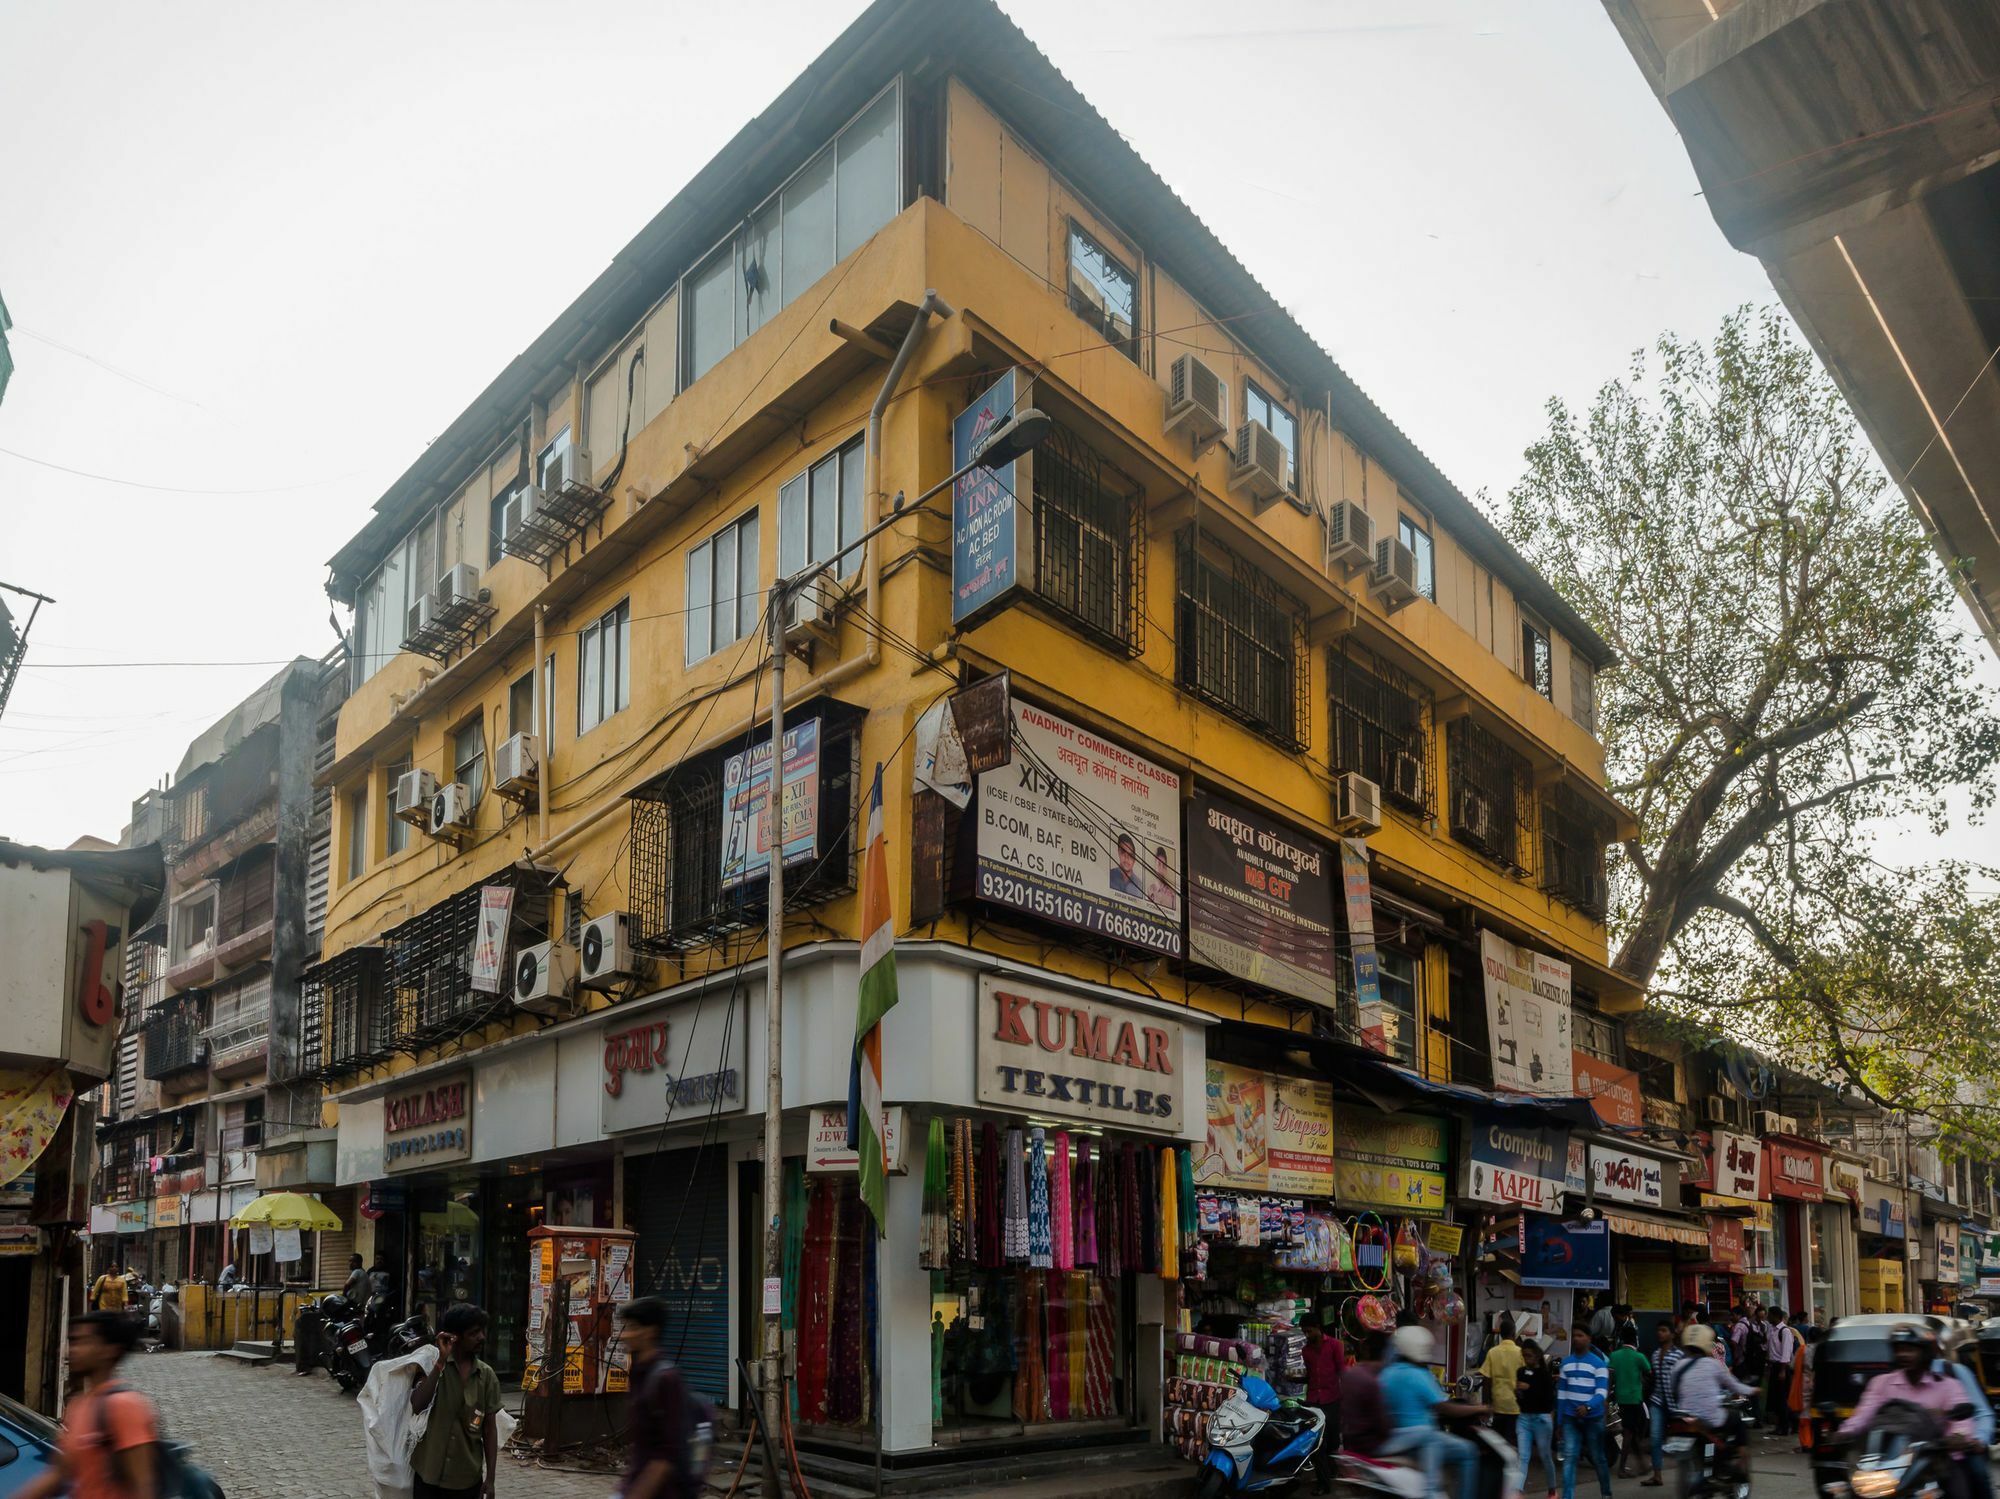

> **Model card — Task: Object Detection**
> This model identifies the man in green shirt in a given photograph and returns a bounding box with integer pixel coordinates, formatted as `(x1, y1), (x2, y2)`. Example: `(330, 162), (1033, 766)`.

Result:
(1607, 1328), (1651, 1479)
(411, 1304), (503, 1499)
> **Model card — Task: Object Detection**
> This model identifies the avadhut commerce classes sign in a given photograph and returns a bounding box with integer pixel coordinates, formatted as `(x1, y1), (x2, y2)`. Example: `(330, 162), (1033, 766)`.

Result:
(1184, 789), (1337, 1009)
(719, 720), (821, 890)
(975, 700), (1182, 957)
(1194, 1061), (1334, 1197)
(1479, 931), (1572, 1095)
(1462, 1118), (1570, 1212)
(974, 974), (1191, 1136)
(1334, 1105), (1447, 1218)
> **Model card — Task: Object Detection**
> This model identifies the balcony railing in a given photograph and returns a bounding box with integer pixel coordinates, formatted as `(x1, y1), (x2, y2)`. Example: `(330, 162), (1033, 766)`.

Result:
(204, 1001), (271, 1076)
(141, 998), (209, 1081)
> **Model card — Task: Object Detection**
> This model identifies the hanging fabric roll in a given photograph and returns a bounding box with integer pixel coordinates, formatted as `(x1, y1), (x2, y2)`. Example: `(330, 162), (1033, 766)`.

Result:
(1135, 1143), (1158, 1273)
(1027, 1126), (1054, 1269)
(919, 1117), (950, 1269)
(1050, 1130), (1074, 1271)
(1074, 1138), (1098, 1268)
(1177, 1145), (1198, 1251)
(1097, 1138), (1121, 1278)
(978, 1122), (1004, 1269)
(1118, 1142), (1142, 1271)
(1003, 1126), (1030, 1264)
(1159, 1147), (1180, 1279)
(949, 1117), (971, 1266)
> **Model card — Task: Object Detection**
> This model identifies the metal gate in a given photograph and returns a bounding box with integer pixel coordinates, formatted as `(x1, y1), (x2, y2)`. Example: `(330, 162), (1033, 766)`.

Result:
(625, 1146), (731, 1405)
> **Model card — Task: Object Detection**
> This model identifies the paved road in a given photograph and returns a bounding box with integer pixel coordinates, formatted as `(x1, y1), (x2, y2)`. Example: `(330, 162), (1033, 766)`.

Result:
(1516, 1427), (1820, 1498)
(117, 1351), (619, 1499)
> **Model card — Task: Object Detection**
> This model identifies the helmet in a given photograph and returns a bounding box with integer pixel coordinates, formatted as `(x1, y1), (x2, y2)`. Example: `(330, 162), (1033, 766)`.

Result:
(1681, 1323), (1716, 1354)
(1889, 1323), (1938, 1353)
(1391, 1325), (1436, 1364)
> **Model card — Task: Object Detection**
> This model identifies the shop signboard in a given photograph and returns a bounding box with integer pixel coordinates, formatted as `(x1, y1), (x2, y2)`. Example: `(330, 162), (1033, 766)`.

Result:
(1478, 931), (1572, 1095)
(600, 990), (749, 1136)
(1337, 839), (1386, 1049)
(153, 1194), (182, 1228)
(1571, 1053), (1642, 1129)
(952, 369), (1030, 624)
(805, 1106), (906, 1175)
(1627, 1259), (1674, 1311)
(1333, 1106), (1448, 1218)
(1520, 1213), (1611, 1290)
(383, 1070), (473, 1173)
(1184, 789), (1338, 1008)
(1591, 1143), (1666, 1208)
(975, 700), (1182, 957)
(1462, 1119), (1569, 1212)
(1859, 1182), (1906, 1238)
(1962, 1241), (1982, 1287)
(1705, 1211), (1745, 1269)
(1710, 1130), (1767, 1200)
(0, 1226), (36, 1257)
(720, 719), (821, 890)
(469, 886), (515, 994)
(1565, 1137), (1588, 1194)
(1194, 1062), (1333, 1196)
(1932, 1221), (1960, 1281)
(113, 1201), (150, 1233)
(1765, 1139), (1825, 1202)
(974, 975), (1189, 1135)
(1982, 1275), (2000, 1298)
(1828, 1158), (1865, 1206)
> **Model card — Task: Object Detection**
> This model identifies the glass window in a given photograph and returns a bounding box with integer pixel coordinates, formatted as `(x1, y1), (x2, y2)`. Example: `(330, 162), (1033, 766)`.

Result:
(745, 198), (783, 337)
(1398, 514), (1436, 602)
(510, 657), (555, 747)
(1241, 382), (1297, 490)
(686, 512), (760, 663)
(386, 756), (412, 856)
(345, 787), (367, 881)
(778, 437), (866, 588)
(536, 428), (573, 493)
(685, 243), (737, 385)
(454, 719), (487, 808)
(579, 600), (632, 733)
(835, 88), (899, 260)
(1377, 948), (1420, 1067)
(782, 148), (836, 301)
(1066, 224), (1137, 360)
(489, 485), (526, 567)
(1522, 614), (1553, 699)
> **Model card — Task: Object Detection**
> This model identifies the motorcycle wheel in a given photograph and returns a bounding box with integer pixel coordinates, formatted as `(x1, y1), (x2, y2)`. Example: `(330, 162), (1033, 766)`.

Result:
(1194, 1464), (1227, 1499)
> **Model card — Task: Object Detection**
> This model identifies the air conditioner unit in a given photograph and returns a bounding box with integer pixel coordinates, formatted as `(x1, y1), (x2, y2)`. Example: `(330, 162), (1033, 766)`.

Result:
(1229, 420), (1289, 508)
(433, 563), (481, 612)
(511, 940), (577, 1015)
(1456, 789), (1493, 845)
(404, 594), (434, 643)
(1754, 1111), (1797, 1138)
(429, 782), (474, 839)
(1327, 501), (1374, 574)
(395, 769), (440, 827)
(1386, 751), (1425, 809)
(1704, 1097), (1730, 1125)
(1333, 772), (1382, 835)
(579, 912), (640, 989)
(1868, 1154), (1894, 1180)
(1371, 538), (1420, 611)
(1164, 353), (1228, 445)
(494, 734), (538, 798)
(783, 571), (839, 651)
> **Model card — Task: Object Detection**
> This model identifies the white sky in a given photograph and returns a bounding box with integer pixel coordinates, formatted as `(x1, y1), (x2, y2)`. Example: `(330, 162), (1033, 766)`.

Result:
(0, 0), (1990, 870)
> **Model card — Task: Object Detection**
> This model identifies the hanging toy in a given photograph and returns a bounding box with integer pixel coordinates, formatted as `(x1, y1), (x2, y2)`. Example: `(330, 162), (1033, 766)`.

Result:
(1393, 1218), (1421, 1273)
(1435, 1290), (1468, 1325)
(1350, 1213), (1391, 1292)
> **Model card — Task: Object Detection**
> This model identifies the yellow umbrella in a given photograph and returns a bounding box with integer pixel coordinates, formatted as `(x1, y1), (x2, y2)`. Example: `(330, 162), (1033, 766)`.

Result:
(419, 1201), (480, 1233)
(229, 1192), (343, 1231)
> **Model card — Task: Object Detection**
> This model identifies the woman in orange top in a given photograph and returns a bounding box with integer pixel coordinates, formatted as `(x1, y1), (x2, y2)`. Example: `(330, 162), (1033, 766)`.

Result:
(1792, 1322), (1815, 1452)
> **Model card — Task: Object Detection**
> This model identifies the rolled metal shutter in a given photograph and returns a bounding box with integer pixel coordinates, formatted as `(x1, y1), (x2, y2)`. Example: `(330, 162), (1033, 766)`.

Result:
(625, 1146), (731, 1405)
(316, 1189), (357, 1288)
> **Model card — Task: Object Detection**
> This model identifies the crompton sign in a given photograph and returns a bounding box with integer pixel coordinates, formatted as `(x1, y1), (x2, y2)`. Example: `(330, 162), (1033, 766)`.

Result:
(601, 990), (749, 1136)
(383, 1071), (472, 1172)
(974, 975), (1187, 1135)
(1462, 1119), (1569, 1212)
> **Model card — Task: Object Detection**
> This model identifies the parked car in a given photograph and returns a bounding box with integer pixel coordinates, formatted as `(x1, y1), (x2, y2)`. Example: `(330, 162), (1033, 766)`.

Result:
(0, 1390), (59, 1498)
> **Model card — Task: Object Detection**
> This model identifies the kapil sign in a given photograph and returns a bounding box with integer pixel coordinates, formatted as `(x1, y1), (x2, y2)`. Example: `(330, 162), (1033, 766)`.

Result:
(383, 1071), (472, 1172)
(1461, 1119), (1569, 1212)
(975, 975), (1191, 1136)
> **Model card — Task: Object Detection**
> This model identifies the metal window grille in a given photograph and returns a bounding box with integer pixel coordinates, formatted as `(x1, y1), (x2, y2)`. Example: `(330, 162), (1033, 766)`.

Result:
(141, 992), (209, 1079)
(630, 718), (862, 955)
(1573, 1005), (1622, 1064)
(1174, 528), (1310, 752)
(298, 946), (391, 1082)
(1032, 423), (1144, 655)
(1328, 640), (1434, 817)
(1444, 717), (1533, 871)
(100, 1130), (153, 1203)
(1540, 782), (1613, 918)
(380, 869), (555, 1054)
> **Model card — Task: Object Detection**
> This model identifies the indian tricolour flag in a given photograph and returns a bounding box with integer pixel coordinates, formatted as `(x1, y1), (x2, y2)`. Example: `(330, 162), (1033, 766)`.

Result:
(847, 763), (896, 1234)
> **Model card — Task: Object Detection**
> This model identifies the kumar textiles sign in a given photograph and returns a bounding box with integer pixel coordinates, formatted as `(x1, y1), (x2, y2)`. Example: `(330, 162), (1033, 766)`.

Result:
(974, 975), (1190, 1136)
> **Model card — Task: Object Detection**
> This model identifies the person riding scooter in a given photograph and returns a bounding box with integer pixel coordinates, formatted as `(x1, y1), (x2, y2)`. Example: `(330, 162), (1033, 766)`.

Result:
(1668, 1323), (1758, 1481)
(1378, 1325), (1490, 1499)
(1837, 1323), (1984, 1499)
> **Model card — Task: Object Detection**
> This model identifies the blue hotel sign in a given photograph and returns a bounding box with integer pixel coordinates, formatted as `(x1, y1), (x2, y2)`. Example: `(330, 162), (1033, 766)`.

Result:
(951, 369), (1033, 625)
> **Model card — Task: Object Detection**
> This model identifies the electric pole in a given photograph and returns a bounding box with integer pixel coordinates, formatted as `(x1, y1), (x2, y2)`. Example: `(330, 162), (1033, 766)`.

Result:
(759, 580), (788, 1497)
(0, 582), (54, 725)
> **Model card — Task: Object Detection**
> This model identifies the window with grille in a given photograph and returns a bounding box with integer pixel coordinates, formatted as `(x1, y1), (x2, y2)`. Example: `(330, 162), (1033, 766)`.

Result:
(380, 871), (555, 1053)
(1445, 717), (1532, 870)
(142, 992), (209, 1079)
(1540, 781), (1613, 917)
(220, 1097), (265, 1153)
(299, 946), (389, 1082)
(216, 848), (275, 944)
(1573, 1004), (1622, 1064)
(1175, 528), (1309, 751)
(1521, 613), (1553, 700)
(1031, 422), (1143, 653)
(1328, 640), (1433, 816)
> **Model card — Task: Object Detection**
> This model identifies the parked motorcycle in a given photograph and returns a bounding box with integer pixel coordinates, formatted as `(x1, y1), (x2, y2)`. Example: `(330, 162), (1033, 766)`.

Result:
(319, 1295), (374, 1393)
(1662, 1394), (1752, 1498)
(1194, 1373), (1325, 1499)
(385, 1311), (431, 1359)
(292, 1292), (345, 1377)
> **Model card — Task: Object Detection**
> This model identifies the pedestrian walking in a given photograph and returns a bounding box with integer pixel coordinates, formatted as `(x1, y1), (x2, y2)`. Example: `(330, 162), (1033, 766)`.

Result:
(409, 1304), (502, 1499)
(90, 1262), (130, 1315)
(1643, 1317), (1687, 1486)
(1763, 1306), (1799, 1436)
(1515, 1337), (1559, 1499)
(14, 1311), (157, 1499)
(1608, 1327), (1650, 1477)
(1478, 1314), (1524, 1446)
(1301, 1319), (1345, 1490)
(617, 1296), (706, 1499)
(1556, 1325), (1613, 1499)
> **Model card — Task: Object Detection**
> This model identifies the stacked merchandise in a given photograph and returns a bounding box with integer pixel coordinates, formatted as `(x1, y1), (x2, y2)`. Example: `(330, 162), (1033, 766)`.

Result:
(1163, 1331), (1264, 1460)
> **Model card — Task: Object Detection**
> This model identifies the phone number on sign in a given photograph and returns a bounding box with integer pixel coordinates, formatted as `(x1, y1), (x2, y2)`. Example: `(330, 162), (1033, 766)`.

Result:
(977, 865), (1180, 955)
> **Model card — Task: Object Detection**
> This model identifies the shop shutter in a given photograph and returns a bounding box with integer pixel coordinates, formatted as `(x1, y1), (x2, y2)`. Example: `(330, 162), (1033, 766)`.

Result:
(626, 1147), (731, 1405)
(317, 1190), (357, 1288)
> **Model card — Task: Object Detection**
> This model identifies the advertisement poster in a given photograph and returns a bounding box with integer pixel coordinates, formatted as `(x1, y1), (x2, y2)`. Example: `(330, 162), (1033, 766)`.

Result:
(720, 719), (821, 890)
(1338, 839), (1387, 1051)
(1185, 789), (1337, 1007)
(975, 700), (1182, 956)
(1572, 1052), (1642, 1129)
(1197, 1063), (1268, 1190)
(1478, 931), (1573, 1095)
(1334, 1106), (1448, 1217)
(1267, 1075), (1334, 1196)
(1765, 1139), (1825, 1202)
(469, 885), (515, 994)
(1520, 1214), (1610, 1290)
(952, 369), (1027, 624)
(1463, 1118), (1570, 1212)
(1627, 1260), (1673, 1312)
(1706, 1213), (1744, 1270)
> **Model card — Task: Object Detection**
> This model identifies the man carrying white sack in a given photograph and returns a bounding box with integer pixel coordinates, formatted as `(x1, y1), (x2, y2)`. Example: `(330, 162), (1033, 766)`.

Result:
(359, 1305), (514, 1499)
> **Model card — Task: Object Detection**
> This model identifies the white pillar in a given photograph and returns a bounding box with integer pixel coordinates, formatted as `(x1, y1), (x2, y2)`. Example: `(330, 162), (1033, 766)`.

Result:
(877, 1156), (934, 1453)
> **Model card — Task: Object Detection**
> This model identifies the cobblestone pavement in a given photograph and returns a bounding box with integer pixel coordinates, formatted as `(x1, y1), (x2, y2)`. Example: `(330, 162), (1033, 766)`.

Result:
(118, 1351), (620, 1499)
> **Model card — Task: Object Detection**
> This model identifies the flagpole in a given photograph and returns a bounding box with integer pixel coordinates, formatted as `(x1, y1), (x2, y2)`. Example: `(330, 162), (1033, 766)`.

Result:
(760, 583), (788, 1498)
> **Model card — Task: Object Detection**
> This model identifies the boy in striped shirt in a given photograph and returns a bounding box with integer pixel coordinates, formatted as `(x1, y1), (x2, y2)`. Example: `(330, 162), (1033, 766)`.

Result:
(1557, 1326), (1614, 1499)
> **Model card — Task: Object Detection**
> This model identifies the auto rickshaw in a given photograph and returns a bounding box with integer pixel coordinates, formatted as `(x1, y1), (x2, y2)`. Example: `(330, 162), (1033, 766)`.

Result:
(1809, 1314), (1977, 1496)
(1974, 1318), (2000, 1399)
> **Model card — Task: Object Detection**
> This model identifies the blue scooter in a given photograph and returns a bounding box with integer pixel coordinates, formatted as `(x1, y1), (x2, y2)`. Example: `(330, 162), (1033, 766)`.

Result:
(1195, 1373), (1326, 1498)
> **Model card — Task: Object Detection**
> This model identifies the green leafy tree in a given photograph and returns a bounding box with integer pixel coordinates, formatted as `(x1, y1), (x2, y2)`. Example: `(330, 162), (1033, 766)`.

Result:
(1503, 307), (2000, 1131)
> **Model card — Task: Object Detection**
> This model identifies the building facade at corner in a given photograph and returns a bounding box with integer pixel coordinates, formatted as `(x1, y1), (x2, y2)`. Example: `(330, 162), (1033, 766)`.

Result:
(310, 0), (1653, 1464)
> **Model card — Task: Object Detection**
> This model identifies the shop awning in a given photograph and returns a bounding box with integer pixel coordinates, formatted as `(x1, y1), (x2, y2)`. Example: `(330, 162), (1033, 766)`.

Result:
(1600, 1207), (1709, 1247)
(0, 1064), (73, 1190)
(1336, 1047), (1611, 1131)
